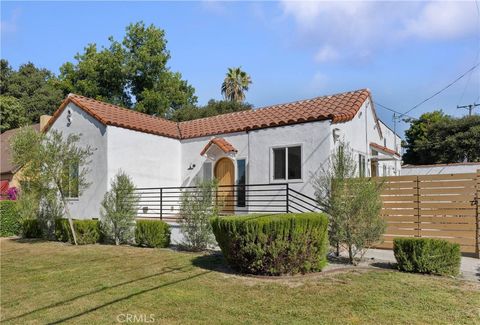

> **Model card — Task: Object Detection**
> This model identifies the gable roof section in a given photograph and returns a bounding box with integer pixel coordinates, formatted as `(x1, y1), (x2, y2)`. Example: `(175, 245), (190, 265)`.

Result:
(370, 142), (400, 157)
(45, 89), (373, 140)
(44, 94), (180, 139)
(1, 124), (40, 174)
(200, 138), (237, 156)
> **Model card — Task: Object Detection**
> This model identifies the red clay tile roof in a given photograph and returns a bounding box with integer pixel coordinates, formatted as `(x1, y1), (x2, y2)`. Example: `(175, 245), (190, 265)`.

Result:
(370, 142), (400, 157)
(179, 89), (372, 138)
(46, 89), (375, 140)
(1, 124), (40, 174)
(44, 94), (179, 138)
(200, 138), (238, 156)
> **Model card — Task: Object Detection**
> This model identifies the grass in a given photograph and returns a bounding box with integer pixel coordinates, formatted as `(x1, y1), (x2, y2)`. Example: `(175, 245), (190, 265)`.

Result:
(1, 238), (479, 324)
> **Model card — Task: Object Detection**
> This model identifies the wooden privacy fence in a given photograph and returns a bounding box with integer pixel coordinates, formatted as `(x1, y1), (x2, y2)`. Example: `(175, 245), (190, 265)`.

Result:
(375, 171), (479, 256)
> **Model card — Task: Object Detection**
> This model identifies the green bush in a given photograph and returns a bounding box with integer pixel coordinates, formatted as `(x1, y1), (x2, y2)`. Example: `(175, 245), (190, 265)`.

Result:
(211, 213), (329, 275)
(135, 220), (171, 248)
(21, 219), (42, 238)
(55, 219), (100, 245)
(0, 201), (21, 236)
(393, 238), (461, 276)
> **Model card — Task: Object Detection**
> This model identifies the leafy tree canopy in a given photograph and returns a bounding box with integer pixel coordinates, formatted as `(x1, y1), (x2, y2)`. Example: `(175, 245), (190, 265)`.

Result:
(58, 22), (197, 118)
(0, 60), (64, 127)
(0, 96), (28, 133)
(172, 99), (252, 122)
(403, 111), (480, 164)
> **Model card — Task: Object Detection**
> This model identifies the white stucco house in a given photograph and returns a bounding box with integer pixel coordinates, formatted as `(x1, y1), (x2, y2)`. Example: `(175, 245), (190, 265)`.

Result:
(43, 88), (401, 219)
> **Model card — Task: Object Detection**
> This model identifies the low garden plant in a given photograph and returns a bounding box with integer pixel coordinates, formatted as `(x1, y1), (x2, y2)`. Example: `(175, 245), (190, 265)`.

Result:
(21, 219), (42, 238)
(0, 200), (21, 236)
(135, 220), (171, 248)
(55, 219), (101, 245)
(211, 212), (329, 275)
(393, 238), (461, 276)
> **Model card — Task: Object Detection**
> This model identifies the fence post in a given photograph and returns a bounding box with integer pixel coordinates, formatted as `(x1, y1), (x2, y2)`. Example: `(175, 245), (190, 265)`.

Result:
(416, 176), (420, 238)
(476, 170), (479, 258)
(160, 188), (163, 221)
(286, 183), (289, 213)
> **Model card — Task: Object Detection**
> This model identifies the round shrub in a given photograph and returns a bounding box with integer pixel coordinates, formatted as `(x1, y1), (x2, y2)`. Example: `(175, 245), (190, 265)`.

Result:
(0, 201), (21, 236)
(393, 238), (461, 277)
(135, 220), (171, 248)
(55, 219), (101, 245)
(211, 213), (329, 275)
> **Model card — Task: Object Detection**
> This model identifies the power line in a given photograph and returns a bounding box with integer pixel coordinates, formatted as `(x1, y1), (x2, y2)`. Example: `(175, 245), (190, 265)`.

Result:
(401, 62), (480, 116)
(374, 102), (416, 120)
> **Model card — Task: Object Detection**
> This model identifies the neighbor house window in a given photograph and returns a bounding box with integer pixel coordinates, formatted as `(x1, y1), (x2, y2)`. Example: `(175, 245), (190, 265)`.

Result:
(63, 161), (79, 198)
(272, 146), (302, 181)
(358, 154), (366, 178)
(237, 159), (246, 207)
(383, 164), (387, 176)
(203, 162), (212, 181)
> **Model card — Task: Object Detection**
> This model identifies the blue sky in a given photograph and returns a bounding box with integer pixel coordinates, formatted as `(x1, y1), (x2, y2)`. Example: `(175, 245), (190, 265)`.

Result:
(1, 1), (479, 137)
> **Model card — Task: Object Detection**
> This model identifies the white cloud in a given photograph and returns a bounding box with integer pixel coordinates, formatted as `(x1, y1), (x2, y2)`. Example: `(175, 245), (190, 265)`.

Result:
(314, 45), (339, 63)
(402, 1), (478, 40)
(279, 1), (479, 63)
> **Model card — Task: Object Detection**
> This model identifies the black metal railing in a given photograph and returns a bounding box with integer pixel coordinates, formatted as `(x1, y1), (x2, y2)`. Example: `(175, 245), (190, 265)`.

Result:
(133, 183), (319, 221)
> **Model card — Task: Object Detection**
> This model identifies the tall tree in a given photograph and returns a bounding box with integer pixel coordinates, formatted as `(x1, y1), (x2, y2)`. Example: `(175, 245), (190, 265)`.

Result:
(172, 99), (252, 122)
(58, 21), (197, 118)
(403, 111), (480, 164)
(221, 67), (252, 102)
(0, 96), (28, 133)
(0, 60), (64, 126)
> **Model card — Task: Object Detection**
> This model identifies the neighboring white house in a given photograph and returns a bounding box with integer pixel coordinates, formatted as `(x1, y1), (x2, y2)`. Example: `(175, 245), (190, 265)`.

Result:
(44, 88), (401, 219)
(401, 162), (480, 175)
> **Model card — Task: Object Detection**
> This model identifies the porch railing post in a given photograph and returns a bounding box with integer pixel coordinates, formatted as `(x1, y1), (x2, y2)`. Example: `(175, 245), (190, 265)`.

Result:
(286, 183), (289, 213)
(160, 188), (163, 221)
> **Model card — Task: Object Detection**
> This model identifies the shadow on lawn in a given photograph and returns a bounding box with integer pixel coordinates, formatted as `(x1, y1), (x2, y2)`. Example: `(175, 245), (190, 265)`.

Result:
(3, 265), (196, 323)
(191, 253), (236, 275)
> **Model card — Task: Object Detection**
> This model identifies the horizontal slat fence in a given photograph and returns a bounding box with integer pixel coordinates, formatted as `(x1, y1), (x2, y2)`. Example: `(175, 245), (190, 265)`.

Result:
(375, 171), (479, 256)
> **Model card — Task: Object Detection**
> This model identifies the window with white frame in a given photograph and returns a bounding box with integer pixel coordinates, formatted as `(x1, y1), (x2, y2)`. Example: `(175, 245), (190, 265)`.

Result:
(358, 154), (366, 177)
(203, 162), (212, 181)
(63, 161), (79, 198)
(272, 146), (302, 181)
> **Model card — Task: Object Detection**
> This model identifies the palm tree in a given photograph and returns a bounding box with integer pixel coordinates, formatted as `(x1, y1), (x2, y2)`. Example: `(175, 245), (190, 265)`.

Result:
(221, 67), (252, 102)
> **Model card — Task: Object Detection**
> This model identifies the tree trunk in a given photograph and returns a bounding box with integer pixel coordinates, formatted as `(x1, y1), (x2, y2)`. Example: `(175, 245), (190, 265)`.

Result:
(348, 244), (354, 265)
(63, 200), (78, 245)
(336, 243), (340, 257)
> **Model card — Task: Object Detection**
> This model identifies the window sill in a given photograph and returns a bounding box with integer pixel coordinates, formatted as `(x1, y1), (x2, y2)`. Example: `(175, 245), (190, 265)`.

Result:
(270, 179), (304, 184)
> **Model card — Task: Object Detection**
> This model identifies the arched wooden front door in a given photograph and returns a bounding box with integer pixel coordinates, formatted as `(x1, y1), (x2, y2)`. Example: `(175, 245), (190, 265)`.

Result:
(214, 158), (235, 213)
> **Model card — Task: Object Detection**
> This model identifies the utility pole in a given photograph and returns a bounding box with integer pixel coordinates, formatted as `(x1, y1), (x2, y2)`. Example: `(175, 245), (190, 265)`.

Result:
(457, 102), (479, 116)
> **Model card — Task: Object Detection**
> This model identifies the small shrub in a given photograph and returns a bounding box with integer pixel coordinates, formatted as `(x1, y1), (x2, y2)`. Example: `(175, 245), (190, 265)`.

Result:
(100, 171), (138, 245)
(21, 219), (42, 238)
(55, 219), (100, 245)
(393, 238), (461, 277)
(0, 201), (21, 236)
(179, 180), (219, 251)
(211, 213), (329, 275)
(135, 220), (171, 248)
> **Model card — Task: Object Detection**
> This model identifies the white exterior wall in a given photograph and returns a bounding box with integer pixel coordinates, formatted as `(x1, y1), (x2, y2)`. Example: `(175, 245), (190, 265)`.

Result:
(334, 99), (400, 177)
(107, 126), (182, 188)
(49, 103), (108, 219)
(248, 121), (331, 198)
(401, 163), (480, 175)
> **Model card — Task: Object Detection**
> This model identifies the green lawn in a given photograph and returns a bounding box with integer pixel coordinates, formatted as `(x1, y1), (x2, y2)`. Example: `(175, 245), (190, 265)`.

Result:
(1, 238), (479, 324)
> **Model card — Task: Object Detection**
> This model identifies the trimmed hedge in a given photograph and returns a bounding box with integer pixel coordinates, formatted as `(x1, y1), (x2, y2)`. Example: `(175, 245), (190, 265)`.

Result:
(135, 220), (171, 248)
(55, 219), (101, 245)
(211, 213), (329, 275)
(21, 219), (42, 238)
(0, 201), (21, 236)
(393, 238), (461, 277)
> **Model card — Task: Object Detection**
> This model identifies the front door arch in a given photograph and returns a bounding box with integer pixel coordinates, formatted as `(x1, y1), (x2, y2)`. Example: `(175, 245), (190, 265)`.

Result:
(214, 158), (235, 213)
